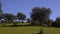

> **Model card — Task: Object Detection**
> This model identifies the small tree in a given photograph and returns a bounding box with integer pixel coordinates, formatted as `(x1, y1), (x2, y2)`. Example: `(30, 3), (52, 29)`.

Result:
(3, 13), (16, 23)
(27, 18), (30, 23)
(17, 12), (26, 23)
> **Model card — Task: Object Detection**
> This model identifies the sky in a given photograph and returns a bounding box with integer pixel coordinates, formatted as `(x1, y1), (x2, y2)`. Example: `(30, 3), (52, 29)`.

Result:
(0, 0), (60, 21)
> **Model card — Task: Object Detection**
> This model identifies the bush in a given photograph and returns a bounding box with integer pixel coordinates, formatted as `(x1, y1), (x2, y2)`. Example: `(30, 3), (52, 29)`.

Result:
(31, 20), (40, 26)
(51, 17), (60, 27)
(51, 22), (60, 27)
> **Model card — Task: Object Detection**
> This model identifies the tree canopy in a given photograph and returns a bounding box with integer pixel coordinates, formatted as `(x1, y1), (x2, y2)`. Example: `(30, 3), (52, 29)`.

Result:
(17, 12), (26, 20)
(3, 13), (16, 22)
(17, 12), (26, 23)
(31, 7), (52, 25)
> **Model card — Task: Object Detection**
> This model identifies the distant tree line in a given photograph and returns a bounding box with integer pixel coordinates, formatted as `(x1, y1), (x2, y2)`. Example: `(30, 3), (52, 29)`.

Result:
(0, 2), (60, 27)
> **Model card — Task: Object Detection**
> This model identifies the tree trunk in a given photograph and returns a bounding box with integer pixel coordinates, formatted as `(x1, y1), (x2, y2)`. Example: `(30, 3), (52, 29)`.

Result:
(22, 20), (24, 23)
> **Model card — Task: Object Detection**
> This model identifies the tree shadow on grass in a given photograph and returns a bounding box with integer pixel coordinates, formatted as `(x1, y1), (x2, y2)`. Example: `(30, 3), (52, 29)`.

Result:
(0, 25), (30, 27)
(0, 25), (40, 27)
(53, 26), (60, 28)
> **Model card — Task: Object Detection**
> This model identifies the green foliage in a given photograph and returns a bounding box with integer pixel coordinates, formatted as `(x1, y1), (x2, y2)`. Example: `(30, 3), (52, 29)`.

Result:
(52, 17), (60, 27)
(31, 20), (40, 26)
(3, 13), (16, 22)
(0, 2), (3, 19)
(43, 19), (53, 27)
(31, 7), (52, 25)
(17, 12), (26, 23)
(27, 18), (30, 23)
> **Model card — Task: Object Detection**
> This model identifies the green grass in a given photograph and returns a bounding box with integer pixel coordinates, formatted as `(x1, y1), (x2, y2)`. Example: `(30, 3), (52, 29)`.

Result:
(0, 23), (60, 34)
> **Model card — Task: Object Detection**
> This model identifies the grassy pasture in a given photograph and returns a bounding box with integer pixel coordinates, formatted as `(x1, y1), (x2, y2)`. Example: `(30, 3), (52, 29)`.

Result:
(0, 23), (60, 34)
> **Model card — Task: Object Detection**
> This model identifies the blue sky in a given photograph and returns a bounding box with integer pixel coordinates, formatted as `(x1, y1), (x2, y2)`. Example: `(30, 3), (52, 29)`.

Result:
(0, 0), (60, 21)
